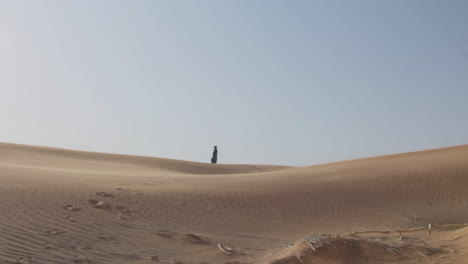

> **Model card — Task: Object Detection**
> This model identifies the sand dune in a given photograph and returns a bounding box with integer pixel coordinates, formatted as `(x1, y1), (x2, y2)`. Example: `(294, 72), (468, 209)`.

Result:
(1, 142), (468, 264)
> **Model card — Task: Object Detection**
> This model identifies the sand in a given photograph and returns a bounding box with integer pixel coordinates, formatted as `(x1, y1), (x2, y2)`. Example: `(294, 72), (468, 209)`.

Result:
(1, 142), (468, 264)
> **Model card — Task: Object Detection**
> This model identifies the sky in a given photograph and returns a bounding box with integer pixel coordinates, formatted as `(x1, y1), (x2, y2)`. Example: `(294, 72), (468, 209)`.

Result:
(0, 0), (467, 166)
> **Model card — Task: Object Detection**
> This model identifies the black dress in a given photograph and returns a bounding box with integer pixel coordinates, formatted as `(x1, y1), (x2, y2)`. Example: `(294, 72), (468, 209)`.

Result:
(211, 148), (218, 164)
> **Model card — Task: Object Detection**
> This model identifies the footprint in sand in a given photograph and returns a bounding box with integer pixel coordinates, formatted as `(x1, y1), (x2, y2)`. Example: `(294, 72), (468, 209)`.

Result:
(65, 215), (78, 223)
(114, 205), (134, 220)
(155, 230), (176, 239)
(79, 245), (92, 251)
(88, 199), (99, 205)
(43, 244), (56, 250)
(95, 192), (114, 198)
(115, 205), (133, 215)
(148, 255), (159, 261)
(94, 201), (112, 210)
(88, 199), (112, 210)
(184, 233), (211, 245)
(115, 213), (128, 220)
(16, 257), (32, 264)
(63, 204), (81, 212)
(155, 231), (211, 245)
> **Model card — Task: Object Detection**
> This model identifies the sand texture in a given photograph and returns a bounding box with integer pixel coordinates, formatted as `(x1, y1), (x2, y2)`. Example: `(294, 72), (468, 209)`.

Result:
(1, 142), (468, 264)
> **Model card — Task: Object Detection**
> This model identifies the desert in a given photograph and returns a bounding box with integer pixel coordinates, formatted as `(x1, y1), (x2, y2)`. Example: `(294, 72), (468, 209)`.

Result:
(1, 142), (468, 263)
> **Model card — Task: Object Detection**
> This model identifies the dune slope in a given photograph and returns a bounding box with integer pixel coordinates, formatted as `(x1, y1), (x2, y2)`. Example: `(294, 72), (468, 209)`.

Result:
(1, 142), (468, 264)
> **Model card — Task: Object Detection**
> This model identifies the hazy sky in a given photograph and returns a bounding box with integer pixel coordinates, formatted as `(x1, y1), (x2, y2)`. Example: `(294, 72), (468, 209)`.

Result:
(0, 1), (467, 166)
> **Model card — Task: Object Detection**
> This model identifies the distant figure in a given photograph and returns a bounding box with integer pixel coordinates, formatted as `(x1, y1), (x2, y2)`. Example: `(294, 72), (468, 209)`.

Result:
(211, 146), (218, 164)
